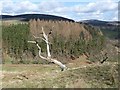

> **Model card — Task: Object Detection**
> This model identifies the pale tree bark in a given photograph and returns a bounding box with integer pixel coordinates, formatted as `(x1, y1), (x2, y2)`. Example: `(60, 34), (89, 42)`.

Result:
(28, 27), (67, 71)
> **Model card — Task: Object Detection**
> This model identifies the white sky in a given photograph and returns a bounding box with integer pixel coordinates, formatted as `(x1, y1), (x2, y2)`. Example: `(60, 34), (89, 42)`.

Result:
(0, 0), (119, 21)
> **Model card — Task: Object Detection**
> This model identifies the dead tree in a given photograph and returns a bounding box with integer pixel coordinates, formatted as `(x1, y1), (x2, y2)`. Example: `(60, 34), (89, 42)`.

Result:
(28, 27), (67, 71)
(100, 53), (108, 64)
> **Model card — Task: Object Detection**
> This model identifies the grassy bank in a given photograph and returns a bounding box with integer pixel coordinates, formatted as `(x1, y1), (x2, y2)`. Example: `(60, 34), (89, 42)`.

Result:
(2, 61), (118, 88)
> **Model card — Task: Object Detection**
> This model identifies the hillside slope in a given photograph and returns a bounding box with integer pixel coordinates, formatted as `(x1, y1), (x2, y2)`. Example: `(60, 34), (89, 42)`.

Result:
(80, 20), (119, 39)
(2, 19), (105, 64)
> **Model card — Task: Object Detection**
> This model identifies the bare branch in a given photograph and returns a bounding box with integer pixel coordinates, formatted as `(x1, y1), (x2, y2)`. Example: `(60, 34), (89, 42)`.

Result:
(33, 35), (52, 44)
(41, 27), (51, 58)
(28, 41), (36, 44)
(48, 26), (54, 35)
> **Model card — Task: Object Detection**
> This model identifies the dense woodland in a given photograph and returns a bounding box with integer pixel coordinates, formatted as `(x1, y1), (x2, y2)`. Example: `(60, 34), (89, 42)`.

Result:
(2, 19), (105, 64)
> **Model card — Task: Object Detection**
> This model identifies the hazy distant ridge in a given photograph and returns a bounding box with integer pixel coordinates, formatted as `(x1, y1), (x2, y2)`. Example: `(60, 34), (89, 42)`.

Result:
(1, 14), (75, 22)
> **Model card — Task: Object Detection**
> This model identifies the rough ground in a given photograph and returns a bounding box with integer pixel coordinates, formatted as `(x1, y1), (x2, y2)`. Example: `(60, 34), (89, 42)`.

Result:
(1, 56), (119, 88)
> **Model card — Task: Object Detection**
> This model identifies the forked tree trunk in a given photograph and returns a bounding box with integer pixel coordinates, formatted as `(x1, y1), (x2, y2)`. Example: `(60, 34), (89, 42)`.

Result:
(28, 27), (67, 71)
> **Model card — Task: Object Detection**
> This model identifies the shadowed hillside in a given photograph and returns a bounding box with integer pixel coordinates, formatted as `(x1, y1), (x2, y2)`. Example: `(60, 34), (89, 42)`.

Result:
(1, 14), (74, 22)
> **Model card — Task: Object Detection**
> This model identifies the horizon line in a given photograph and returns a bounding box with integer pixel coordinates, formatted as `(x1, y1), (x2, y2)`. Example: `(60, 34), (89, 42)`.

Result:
(1, 13), (118, 22)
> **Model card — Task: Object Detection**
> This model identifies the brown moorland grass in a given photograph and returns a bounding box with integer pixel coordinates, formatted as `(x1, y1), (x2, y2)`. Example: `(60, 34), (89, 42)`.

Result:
(2, 60), (118, 88)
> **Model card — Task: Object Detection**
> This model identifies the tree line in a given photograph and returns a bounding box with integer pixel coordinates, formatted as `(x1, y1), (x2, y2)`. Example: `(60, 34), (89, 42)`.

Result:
(2, 19), (105, 64)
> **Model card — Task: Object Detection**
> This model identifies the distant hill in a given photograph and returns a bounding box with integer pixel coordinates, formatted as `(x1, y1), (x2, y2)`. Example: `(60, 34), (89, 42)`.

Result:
(80, 20), (119, 39)
(80, 20), (119, 26)
(1, 14), (74, 22)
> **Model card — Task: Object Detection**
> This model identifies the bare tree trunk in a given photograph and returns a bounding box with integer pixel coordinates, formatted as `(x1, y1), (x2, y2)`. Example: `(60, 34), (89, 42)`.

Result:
(37, 43), (67, 71)
(41, 27), (51, 58)
(28, 27), (67, 71)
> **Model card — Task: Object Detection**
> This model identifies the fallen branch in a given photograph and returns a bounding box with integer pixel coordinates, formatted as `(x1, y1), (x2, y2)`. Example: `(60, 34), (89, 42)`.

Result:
(100, 53), (108, 64)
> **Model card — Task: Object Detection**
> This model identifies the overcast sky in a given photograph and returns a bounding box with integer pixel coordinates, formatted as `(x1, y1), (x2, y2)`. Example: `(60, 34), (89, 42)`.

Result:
(0, 0), (119, 21)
